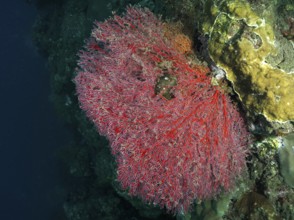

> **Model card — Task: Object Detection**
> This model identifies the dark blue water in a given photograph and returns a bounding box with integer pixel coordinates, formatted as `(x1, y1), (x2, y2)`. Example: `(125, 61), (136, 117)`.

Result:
(0, 1), (68, 219)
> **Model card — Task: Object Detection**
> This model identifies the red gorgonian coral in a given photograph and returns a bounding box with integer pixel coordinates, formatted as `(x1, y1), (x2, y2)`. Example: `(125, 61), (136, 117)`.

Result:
(74, 6), (249, 214)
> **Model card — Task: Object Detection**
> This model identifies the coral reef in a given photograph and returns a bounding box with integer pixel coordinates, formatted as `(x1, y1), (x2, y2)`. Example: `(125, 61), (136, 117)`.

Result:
(235, 135), (294, 220)
(32, 0), (294, 219)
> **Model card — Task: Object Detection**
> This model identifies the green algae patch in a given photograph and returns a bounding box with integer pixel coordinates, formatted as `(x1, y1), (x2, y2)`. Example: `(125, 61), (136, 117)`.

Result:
(206, 0), (294, 122)
(279, 133), (294, 188)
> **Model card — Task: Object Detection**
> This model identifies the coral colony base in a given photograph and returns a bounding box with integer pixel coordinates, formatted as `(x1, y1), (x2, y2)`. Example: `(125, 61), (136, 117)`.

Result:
(74, 6), (249, 214)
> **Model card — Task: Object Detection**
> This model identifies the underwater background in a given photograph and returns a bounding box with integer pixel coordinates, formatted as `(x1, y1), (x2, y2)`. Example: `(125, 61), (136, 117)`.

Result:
(0, 0), (71, 219)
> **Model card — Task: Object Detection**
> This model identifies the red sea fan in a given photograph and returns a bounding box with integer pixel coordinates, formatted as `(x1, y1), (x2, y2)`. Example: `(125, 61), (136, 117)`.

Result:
(74, 6), (249, 214)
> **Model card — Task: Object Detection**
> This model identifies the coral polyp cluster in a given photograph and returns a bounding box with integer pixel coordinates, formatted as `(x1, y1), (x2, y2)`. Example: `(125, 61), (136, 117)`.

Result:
(74, 6), (249, 213)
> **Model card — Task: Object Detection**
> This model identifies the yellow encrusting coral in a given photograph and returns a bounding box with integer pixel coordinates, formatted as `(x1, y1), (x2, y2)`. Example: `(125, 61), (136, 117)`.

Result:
(204, 0), (294, 122)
